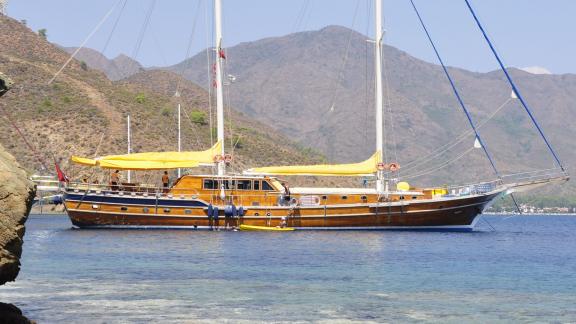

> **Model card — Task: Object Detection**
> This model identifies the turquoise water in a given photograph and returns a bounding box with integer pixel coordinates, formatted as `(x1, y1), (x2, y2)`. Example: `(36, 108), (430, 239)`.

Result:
(1, 214), (575, 323)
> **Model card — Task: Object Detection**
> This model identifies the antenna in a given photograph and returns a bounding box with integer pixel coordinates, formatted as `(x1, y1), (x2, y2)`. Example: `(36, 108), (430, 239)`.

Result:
(0, 0), (7, 15)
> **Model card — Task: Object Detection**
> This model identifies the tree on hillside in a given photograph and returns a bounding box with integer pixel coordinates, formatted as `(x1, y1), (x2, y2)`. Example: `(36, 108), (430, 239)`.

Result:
(38, 28), (47, 39)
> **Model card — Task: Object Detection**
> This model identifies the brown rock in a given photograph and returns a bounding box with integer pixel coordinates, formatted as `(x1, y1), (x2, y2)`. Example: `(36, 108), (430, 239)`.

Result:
(0, 142), (35, 285)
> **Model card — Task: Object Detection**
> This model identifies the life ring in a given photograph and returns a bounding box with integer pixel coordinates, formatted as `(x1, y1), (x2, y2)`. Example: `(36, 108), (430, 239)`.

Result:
(213, 154), (223, 163)
(224, 154), (233, 163)
(377, 162), (386, 171)
(389, 163), (400, 172)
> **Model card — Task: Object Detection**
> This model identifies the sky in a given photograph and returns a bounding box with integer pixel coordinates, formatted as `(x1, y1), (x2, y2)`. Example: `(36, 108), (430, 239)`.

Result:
(5, 0), (576, 74)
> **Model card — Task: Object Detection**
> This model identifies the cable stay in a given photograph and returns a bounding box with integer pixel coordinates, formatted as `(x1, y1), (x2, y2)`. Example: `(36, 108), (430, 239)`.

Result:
(464, 0), (567, 174)
(409, 0), (501, 180)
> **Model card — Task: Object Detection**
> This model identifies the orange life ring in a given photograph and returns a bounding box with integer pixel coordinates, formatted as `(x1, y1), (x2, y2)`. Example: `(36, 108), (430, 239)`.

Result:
(224, 154), (233, 163)
(213, 155), (223, 163)
(377, 162), (386, 171)
(389, 163), (400, 172)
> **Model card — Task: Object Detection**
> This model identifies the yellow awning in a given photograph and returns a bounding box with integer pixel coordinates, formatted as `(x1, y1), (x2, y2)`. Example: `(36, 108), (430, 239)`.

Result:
(71, 141), (221, 170)
(244, 151), (382, 176)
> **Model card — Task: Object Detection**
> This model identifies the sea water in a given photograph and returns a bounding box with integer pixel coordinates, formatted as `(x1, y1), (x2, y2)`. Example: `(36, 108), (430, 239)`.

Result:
(1, 214), (575, 323)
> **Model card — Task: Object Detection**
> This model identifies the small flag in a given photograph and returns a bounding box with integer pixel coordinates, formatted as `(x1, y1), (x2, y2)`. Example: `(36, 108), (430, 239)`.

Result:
(474, 137), (482, 149)
(55, 162), (69, 183)
(511, 90), (518, 99)
(219, 49), (226, 59)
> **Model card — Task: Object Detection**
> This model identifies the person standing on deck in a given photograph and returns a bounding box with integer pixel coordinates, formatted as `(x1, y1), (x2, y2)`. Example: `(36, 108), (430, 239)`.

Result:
(281, 182), (291, 205)
(110, 170), (120, 191)
(162, 171), (170, 194)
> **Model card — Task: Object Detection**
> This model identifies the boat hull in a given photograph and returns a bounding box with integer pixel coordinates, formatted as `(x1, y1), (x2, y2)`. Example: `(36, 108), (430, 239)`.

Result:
(65, 191), (501, 231)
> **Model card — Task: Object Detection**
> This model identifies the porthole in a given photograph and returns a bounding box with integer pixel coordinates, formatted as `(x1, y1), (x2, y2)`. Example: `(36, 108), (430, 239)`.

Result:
(163, 208), (171, 213)
(266, 212), (271, 216)
(92, 204), (99, 209)
(341, 196), (348, 200)
(321, 195), (327, 200)
(412, 196), (417, 200)
(254, 212), (260, 216)
(399, 196), (405, 200)
(185, 209), (192, 215)
(360, 195), (367, 201)
(121, 206), (128, 211)
(143, 207), (149, 213)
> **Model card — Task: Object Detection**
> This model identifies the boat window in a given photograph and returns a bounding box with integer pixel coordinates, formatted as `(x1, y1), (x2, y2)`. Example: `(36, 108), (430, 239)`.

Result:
(223, 180), (236, 190)
(262, 181), (274, 191)
(185, 209), (192, 214)
(341, 196), (348, 200)
(322, 195), (327, 200)
(236, 180), (252, 190)
(412, 196), (418, 200)
(121, 206), (128, 211)
(163, 208), (171, 213)
(142, 207), (149, 213)
(399, 196), (405, 200)
(253, 180), (260, 190)
(203, 179), (219, 190)
(361, 195), (367, 200)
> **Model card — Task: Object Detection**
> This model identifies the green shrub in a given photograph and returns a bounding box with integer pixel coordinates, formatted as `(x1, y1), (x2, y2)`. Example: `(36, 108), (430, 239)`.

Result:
(80, 61), (88, 71)
(38, 29), (47, 39)
(161, 108), (171, 117)
(62, 96), (72, 103)
(42, 99), (52, 107)
(135, 93), (146, 104)
(189, 110), (207, 125)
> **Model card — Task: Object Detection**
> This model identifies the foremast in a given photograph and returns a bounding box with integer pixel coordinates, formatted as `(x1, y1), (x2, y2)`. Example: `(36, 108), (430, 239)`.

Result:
(214, 0), (226, 176)
(374, 0), (385, 193)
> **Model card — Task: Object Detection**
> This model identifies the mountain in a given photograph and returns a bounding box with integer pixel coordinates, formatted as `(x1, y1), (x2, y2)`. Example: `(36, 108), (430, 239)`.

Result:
(0, 15), (324, 186)
(167, 25), (575, 193)
(63, 47), (143, 81)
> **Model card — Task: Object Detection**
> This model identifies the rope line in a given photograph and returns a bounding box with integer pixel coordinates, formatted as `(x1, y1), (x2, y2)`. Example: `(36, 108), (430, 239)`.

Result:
(131, 0), (156, 61)
(409, 0), (501, 179)
(396, 97), (511, 175)
(400, 147), (475, 180)
(48, 0), (121, 84)
(101, 0), (128, 55)
(464, 0), (566, 173)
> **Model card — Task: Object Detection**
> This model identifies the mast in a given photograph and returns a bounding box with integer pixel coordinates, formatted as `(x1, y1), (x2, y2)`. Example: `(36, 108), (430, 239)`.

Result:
(127, 114), (131, 183)
(214, 0), (226, 176)
(374, 0), (385, 193)
(177, 102), (181, 177)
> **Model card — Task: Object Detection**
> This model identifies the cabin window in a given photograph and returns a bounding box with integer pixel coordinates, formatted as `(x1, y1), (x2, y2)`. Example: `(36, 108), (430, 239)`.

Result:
(163, 208), (171, 213)
(223, 180), (236, 190)
(341, 196), (348, 200)
(254, 212), (260, 216)
(142, 207), (149, 213)
(399, 196), (405, 200)
(412, 196), (418, 200)
(262, 181), (274, 191)
(322, 195), (327, 200)
(237, 180), (252, 190)
(121, 206), (128, 211)
(92, 204), (99, 209)
(203, 179), (219, 190)
(185, 209), (192, 215)
(360, 195), (367, 201)
(253, 180), (260, 190)
(252, 202), (260, 206)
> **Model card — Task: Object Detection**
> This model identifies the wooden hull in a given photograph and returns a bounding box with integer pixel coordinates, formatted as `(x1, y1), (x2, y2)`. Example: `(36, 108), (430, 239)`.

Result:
(64, 190), (502, 231)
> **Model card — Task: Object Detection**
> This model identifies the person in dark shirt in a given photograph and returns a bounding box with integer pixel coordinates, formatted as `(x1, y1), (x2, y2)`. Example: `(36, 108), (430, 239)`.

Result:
(162, 171), (170, 193)
(110, 170), (120, 191)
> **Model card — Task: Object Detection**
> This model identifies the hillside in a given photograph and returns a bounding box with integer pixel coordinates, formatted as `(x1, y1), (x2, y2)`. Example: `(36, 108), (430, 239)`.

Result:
(63, 47), (143, 81)
(0, 15), (323, 186)
(167, 25), (575, 193)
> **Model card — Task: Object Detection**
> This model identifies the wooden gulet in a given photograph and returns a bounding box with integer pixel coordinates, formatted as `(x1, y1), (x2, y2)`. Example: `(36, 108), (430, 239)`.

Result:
(63, 0), (569, 231)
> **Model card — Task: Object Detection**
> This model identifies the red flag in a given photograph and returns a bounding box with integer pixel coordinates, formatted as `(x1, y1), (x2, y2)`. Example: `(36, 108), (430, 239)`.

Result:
(219, 49), (226, 59)
(55, 162), (69, 183)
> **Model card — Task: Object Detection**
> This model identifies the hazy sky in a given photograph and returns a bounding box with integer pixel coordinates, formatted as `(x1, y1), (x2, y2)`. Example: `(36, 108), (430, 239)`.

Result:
(6, 0), (576, 74)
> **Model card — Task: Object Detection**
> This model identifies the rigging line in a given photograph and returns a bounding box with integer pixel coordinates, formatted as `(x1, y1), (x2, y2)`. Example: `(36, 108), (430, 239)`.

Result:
(48, 0), (121, 84)
(409, 0), (501, 179)
(396, 97), (511, 175)
(464, 0), (566, 173)
(400, 147), (475, 180)
(0, 103), (48, 170)
(131, 0), (156, 61)
(101, 0), (128, 55)
(180, 105), (203, 148)
(292, 0), (311, 33)
(381, 30), (398, 170)
(326, 0), (361, 113)
(175, 0), (203, 96)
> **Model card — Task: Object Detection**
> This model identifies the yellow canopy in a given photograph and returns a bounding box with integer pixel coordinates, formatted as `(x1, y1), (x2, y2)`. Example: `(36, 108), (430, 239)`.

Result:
(71, 141), (222, 170)
(244, 151), (382, 176)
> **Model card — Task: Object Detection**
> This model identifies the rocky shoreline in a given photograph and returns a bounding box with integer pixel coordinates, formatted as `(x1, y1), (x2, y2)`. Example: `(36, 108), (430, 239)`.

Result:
(1, 74), (36, 323)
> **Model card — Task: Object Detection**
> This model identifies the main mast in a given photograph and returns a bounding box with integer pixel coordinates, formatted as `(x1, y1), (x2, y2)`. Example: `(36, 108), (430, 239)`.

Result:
(214, 0), (226, 176)
(374, 0), (385, 193)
